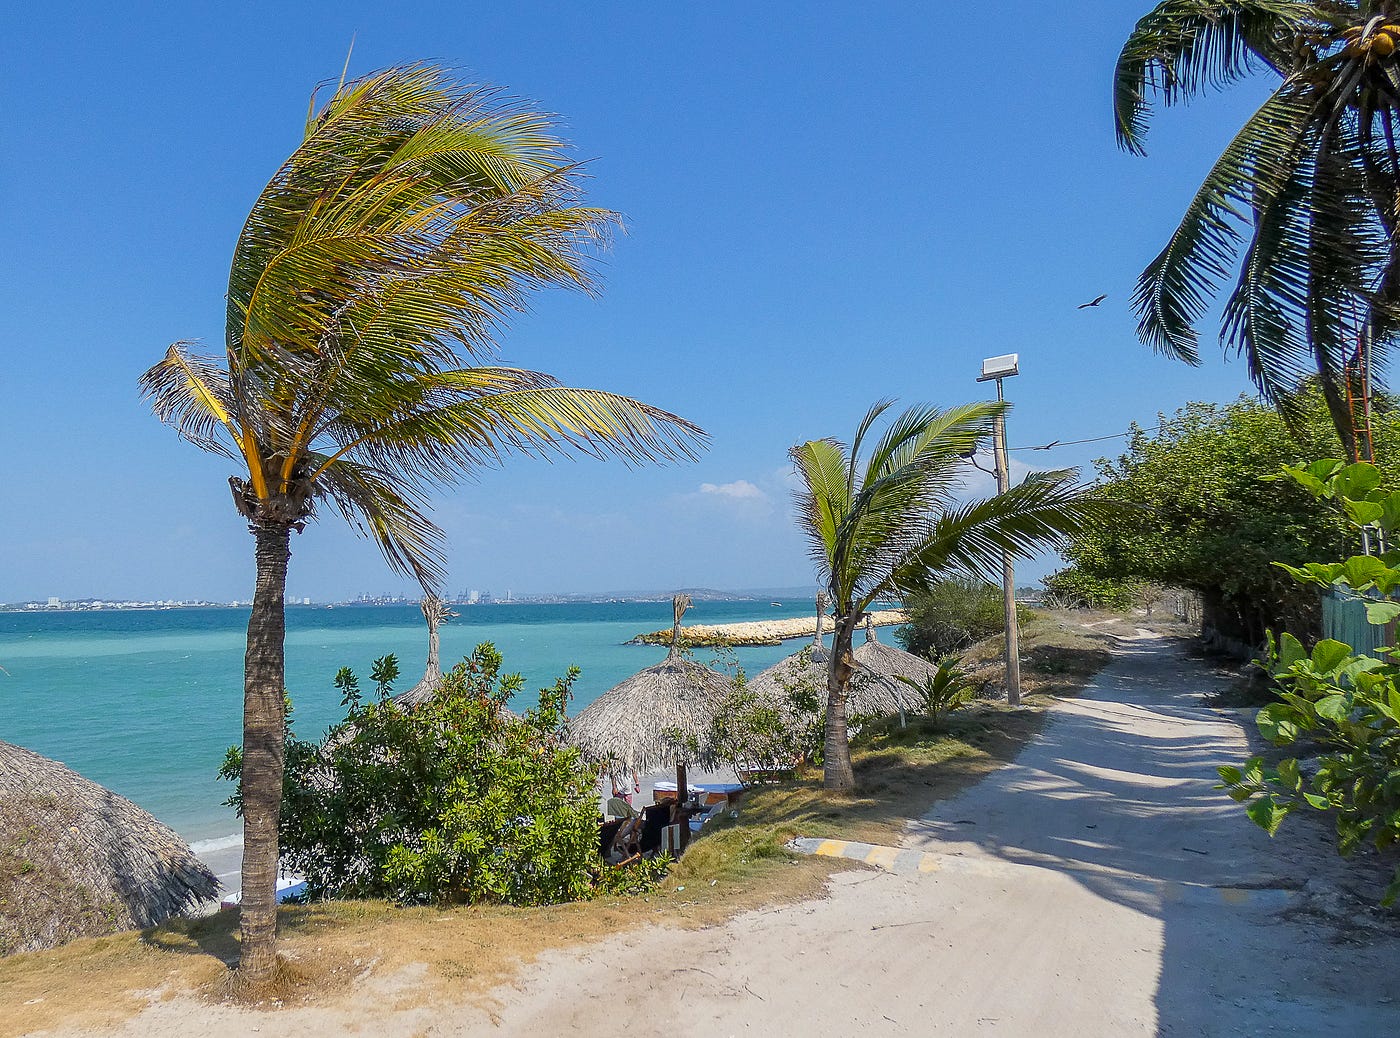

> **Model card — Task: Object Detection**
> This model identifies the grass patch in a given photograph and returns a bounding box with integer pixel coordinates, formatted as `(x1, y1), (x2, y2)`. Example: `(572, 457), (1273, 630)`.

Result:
(0, 610), (1115, 1036)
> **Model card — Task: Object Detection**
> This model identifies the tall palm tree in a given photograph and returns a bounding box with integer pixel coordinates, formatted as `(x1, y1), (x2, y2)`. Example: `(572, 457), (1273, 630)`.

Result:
(1115, 1), (1400, 458)
(140, 64), (703, 982)
(791, 401), (1108, 790)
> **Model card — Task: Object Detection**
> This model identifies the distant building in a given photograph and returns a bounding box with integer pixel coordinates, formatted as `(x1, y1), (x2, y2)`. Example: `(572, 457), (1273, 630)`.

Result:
(47, 597), (60, 608)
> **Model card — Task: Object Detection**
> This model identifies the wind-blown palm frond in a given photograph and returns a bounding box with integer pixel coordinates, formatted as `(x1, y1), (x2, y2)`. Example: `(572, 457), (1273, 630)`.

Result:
(892, 471), (1122, 597)
(1133, 84), (1319, 364)
(145, 63), (706, 590)
(139, 343), (241, 459)
(311, 454), (446, 588)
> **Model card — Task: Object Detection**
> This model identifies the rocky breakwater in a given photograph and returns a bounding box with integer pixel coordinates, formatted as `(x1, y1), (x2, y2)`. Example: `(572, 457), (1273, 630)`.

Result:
(627, 609), (909, 648)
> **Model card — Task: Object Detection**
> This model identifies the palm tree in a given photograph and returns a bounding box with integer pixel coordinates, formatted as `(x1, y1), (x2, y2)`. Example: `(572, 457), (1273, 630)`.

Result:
(1115, 1), (1400, 459)
(791, 401), (1108, 791)
(140, 64), (704, 982)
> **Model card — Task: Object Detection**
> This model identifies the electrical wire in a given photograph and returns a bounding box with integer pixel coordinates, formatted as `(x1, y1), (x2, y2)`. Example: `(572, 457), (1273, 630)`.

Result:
(1007, 424), (1166, 453)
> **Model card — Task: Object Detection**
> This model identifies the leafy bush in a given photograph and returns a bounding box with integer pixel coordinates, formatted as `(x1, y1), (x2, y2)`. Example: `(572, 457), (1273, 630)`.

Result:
(1041, 567), (1141, 611)
(707, 681), (807, 781)
(1060, 391), (1397, 647)
(894, 656), (975, 725)
(222, 642), (639, 907)
(897, 578), (1019, 659)
(1218, 460), (1400, 903)
(1220, 632), (1400, 904)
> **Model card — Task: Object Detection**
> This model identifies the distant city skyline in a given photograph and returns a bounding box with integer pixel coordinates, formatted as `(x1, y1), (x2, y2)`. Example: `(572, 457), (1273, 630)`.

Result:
(2, 2), (1267, 603)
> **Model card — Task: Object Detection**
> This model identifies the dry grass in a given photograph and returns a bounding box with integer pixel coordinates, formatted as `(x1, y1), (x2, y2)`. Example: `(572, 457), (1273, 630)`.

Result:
(0, 610), (1116, 1036)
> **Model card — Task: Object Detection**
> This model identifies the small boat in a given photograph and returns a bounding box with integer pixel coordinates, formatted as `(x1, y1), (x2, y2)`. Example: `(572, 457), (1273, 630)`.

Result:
(771, 601), (782, 607)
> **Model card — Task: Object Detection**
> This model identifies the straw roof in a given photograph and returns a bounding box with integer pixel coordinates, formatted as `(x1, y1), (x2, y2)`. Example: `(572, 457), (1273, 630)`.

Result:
(851, 620), (937, 714)
(748, 601), (928, 719)
(747, 594), (828, 704)
(567, 596), (735, 777)
(0, 740), (218, 956)
(746, 646), (827, 704)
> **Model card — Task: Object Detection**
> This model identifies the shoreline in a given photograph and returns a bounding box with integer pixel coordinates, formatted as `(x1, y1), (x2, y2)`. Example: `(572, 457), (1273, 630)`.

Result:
(627, 609), (908, 647)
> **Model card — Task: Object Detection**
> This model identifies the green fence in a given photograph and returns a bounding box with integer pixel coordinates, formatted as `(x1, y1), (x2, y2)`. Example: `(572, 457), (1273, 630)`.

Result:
(1322, 589), (1398, 659)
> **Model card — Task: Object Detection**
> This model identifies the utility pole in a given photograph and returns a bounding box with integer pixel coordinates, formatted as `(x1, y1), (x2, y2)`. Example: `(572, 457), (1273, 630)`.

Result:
(979, 354), (1022, 707)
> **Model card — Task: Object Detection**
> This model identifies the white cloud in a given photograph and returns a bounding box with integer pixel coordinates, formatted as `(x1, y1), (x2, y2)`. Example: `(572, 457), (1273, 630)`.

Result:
(698, 479), (767, 501)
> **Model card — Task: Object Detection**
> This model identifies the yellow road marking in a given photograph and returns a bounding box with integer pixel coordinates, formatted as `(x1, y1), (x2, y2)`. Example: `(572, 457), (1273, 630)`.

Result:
(865, 846), (900, 870)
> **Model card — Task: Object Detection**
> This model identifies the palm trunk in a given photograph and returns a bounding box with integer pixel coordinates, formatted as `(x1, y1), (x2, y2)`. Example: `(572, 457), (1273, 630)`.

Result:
(238, 522), (291, 982)
(823, 615), (857, 790)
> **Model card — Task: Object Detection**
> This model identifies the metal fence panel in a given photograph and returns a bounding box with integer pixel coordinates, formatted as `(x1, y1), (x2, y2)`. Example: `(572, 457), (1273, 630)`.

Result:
(1322, 589), (1397, 659)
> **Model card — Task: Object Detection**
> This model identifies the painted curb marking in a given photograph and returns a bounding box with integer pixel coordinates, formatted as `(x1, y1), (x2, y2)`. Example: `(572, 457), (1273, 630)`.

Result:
(788, 837), (1295, 908)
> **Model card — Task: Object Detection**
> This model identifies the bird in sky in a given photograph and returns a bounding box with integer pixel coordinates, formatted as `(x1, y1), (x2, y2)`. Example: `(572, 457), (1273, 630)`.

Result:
(1077, 294), (1107, 310)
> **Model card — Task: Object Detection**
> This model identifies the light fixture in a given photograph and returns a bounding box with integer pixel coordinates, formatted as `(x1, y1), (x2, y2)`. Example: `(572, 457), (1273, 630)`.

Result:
(976, 353), (1020, 382)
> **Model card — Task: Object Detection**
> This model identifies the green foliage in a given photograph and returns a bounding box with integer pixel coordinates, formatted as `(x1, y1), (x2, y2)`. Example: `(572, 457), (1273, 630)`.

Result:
(1062, 391), (1396, 645)
(896, 578), (1010, 658)
(1219, 458), (1400, 903)
(1041, 567), (1142, 612)
(222, 643), (636, 907)
(706, 681), (806, 782)
(894, 657), (975, 726)
(1218, 633), (1400, 904)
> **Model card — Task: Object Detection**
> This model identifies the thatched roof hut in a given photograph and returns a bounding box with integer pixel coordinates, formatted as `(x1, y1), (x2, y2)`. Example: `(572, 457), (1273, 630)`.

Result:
(747, 594), (829, 707)
(851, 618), (936, 715)
(568, 595), (734, 782)
(0, 740), (218, 956)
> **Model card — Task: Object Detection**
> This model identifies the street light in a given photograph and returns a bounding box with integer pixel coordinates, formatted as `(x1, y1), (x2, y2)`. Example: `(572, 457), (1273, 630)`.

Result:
(977, 353), (1022, 706)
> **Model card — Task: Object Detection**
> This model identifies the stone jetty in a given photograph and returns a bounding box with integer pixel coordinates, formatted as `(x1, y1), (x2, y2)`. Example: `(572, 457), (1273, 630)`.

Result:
(627, 609), (908, 648)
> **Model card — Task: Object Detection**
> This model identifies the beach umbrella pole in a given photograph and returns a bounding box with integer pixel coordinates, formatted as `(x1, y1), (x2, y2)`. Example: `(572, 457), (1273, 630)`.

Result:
(677, 761), (690, 849)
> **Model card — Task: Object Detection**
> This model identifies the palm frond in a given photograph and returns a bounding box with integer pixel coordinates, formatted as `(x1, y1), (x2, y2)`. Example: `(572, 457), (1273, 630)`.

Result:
(317, 385), (706, 480)
(1114, 0), (1318, 154)
(311, 453), (447, 590)
(138, 343), (240, 459)
(1133, 83), (1319, 364)
(790, 438), (854, 599)
(890, 471), (1124, 598)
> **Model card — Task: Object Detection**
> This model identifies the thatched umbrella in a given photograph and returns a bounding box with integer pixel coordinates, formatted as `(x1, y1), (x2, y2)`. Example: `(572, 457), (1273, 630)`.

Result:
(0, 740), (218, 955)
(395, 594), (458, 708)
(852, 616), (936, 718)
(750, 600), (920, 719)
(568, 595), (733, 839)
(747, 593), (829, 708)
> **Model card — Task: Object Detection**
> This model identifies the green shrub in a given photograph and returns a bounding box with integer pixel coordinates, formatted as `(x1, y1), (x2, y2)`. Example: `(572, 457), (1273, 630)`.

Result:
(895, 656), (975, 725)
(1218, 460), (1400, 904)
(897, 578), (1020, 659)
(221, 643), (630, 907)
(1041, 567), (1141, 611)
(707, 681), (806, 781)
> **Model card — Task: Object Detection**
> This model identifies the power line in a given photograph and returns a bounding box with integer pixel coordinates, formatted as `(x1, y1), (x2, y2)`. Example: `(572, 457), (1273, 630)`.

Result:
(1007, 424), (1166, 453)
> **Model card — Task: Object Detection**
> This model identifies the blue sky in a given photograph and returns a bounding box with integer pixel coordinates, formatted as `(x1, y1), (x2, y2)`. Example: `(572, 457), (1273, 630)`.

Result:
(0, 2), (1274, 602)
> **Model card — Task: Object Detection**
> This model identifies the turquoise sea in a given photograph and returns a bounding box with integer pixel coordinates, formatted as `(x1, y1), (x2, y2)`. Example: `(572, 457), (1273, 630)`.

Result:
(0, 601), (815, 850)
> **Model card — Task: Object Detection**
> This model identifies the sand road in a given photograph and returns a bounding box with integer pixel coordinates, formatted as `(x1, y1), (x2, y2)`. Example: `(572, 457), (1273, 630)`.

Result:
(70, 632), (1400, 1037)
(463, 631), (1400, 1037)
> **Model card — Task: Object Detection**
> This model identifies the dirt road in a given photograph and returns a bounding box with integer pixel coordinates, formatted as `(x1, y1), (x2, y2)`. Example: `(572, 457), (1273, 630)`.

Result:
(67, 632), (1400, 1036)
(464, 631), (1400, 1036)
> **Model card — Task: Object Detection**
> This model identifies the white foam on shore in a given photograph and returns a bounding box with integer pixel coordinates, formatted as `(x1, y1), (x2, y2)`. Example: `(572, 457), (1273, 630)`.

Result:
(190, 833), (243, 855)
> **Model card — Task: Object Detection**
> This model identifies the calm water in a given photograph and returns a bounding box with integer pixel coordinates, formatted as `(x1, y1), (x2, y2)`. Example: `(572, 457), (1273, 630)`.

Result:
(0, 602), (812, 846)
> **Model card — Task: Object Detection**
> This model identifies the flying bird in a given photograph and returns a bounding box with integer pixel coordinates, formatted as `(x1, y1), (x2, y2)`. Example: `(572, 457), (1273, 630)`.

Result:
(1077, 294), (1107, 310)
